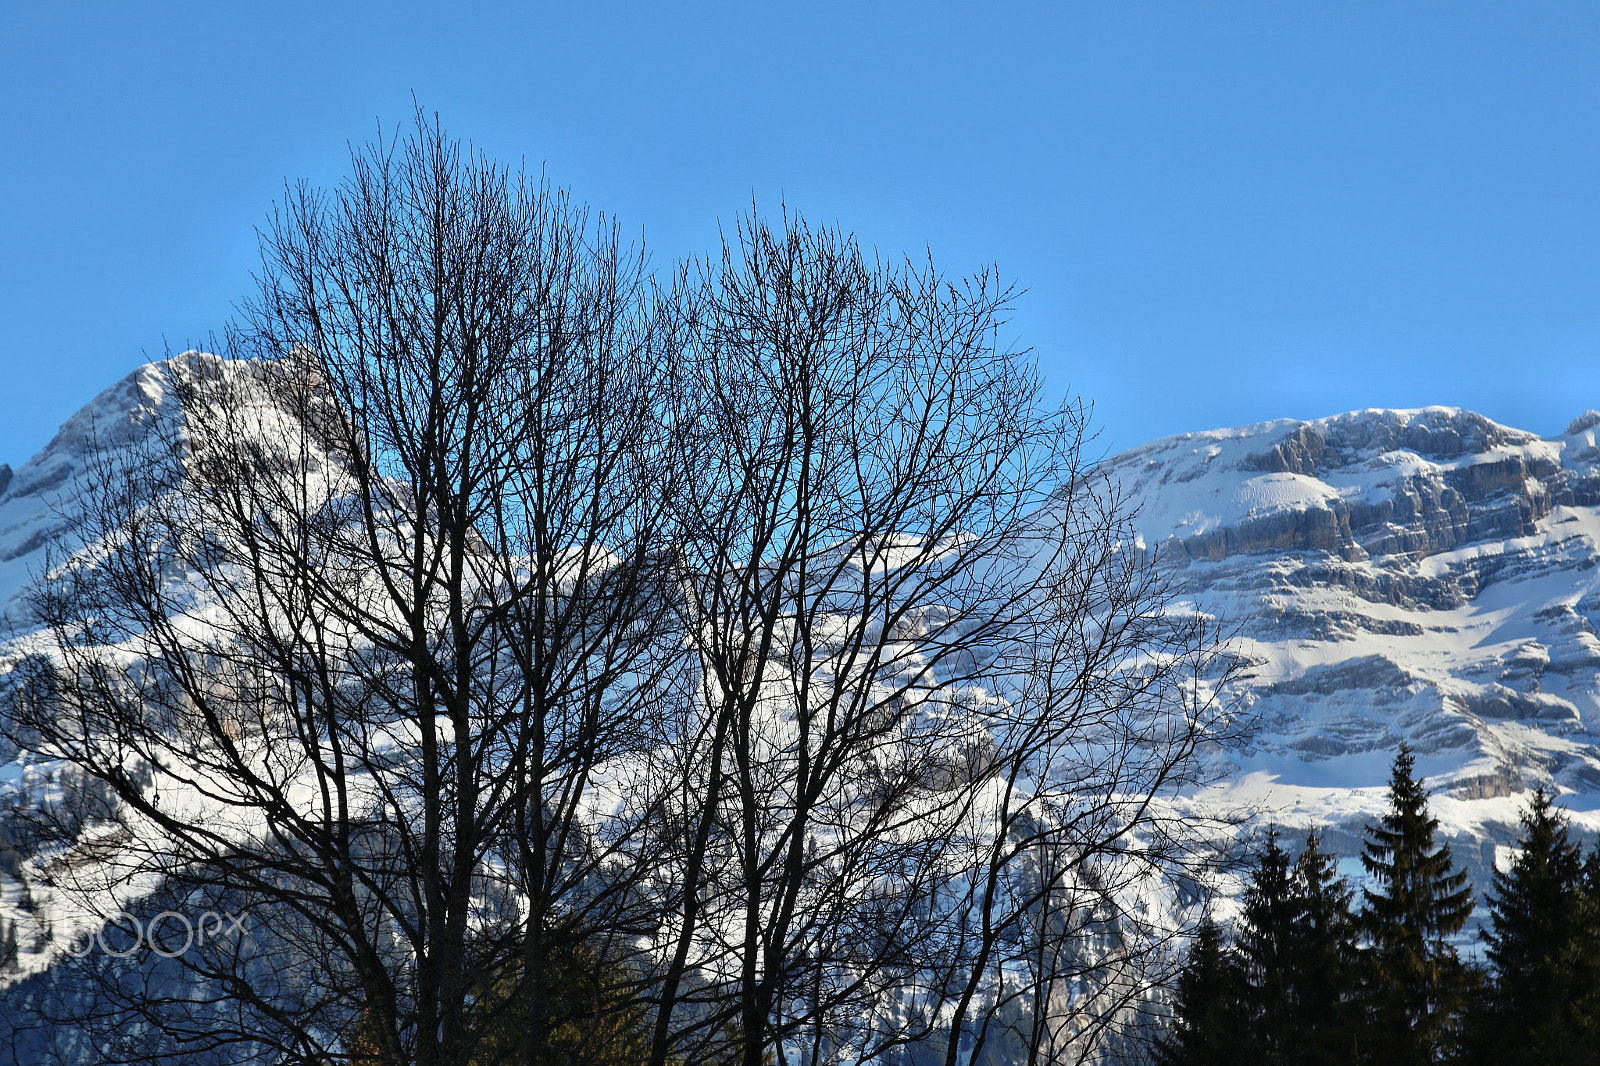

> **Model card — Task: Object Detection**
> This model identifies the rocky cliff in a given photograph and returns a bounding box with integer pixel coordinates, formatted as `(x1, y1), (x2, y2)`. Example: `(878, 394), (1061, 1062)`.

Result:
(1108, 406), (1600, 890)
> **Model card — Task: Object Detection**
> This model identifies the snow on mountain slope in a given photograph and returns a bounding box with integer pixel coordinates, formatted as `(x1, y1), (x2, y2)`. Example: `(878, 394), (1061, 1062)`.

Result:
(0, 354), (342, 983)
(2, 366), (1598, 939)
(0, 360), (196, 625)
(1106, 406), (1600, 888)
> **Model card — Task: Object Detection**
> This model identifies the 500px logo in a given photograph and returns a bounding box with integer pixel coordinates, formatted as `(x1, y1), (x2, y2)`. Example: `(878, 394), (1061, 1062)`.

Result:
(64, 911), (247, 959)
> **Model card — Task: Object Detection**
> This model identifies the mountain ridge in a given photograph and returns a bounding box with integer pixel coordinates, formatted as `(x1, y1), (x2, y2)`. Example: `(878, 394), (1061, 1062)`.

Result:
(1, 363), (1598, 939)
(1103, 403), (1600, 897)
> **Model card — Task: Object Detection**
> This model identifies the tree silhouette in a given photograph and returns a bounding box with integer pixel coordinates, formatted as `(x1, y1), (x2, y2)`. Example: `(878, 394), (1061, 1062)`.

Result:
(1286, 832), (1359, 1065)
(1466, 787), (1600, 1065)
(1155, 916), (1248, 1066)
(1236, 831), (1297, 1065)
(0, 114), (1237, 1066)
(1357, 744), (1475, 1066)
(1227, 831), (1359, 1066)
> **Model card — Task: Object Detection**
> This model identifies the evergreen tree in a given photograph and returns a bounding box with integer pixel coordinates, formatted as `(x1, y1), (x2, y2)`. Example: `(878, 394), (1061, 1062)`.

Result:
(1357, 744), (1475, 1066)
(1466, 788), (1600, 1066)
(1583, 843), (1600, 899)
(466, 926), (656, 1066)
(344, 924), (659, 1066)
(1237, 830), (1300, 1065)
(1287, 832), (1360, 1065)
(1232, 830), (1361, 1066)
(1156, 916), (1249, 1066)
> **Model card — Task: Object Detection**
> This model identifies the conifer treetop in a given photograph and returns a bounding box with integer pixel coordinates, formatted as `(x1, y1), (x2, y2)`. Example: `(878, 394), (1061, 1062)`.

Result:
(1482, 786), (1584, 986)
(1360, 743), (1474, 945)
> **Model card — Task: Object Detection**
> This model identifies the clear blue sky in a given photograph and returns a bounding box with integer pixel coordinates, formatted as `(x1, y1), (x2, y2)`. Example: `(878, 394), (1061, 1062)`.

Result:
(3, 2), (1598, 467)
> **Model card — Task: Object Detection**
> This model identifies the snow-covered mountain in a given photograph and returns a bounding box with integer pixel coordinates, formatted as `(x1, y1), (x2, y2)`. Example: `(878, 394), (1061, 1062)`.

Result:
(2, 364), (1598, 967)
(0, 361), (189, 626)
(1107, 405), (1600, 888)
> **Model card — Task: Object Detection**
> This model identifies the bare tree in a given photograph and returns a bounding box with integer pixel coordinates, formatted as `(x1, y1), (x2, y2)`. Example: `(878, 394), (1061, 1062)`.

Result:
(5, 114), (682, 1066)
(0, 127), (1235, 1066)
(635, 214), (1236, 1066)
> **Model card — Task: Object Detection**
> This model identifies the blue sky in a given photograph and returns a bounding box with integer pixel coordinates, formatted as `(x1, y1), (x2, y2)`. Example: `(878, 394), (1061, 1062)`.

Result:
(3, 2), (1598, 467)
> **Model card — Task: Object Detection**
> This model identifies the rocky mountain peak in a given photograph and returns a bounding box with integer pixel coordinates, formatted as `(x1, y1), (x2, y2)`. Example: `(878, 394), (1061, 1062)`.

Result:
(1112, 406), (1600, 894)
(0, 353), (327, 623)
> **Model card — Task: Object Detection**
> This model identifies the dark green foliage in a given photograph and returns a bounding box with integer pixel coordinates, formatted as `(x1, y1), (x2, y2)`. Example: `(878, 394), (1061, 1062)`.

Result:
(1237, 831), (1298, 1065)
(468, 930), (656, 1066)
(1155, 916), (1249, 1066)
(344, 924), (658, 1066)
(1357, 744), (1475, 1066)
(1159, 830), (1363, 1066)
(1285, 833), (1359, 1065)
(1158, 750), (1600, 1065)
(1465, 788), (1600, 1066)
(1229, 831), (1360, 1066)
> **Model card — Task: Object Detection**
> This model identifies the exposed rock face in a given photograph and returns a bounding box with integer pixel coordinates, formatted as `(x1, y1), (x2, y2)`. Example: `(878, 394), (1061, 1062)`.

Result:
(1125, 409), (1568, 567)
(1105, 406), (1600, 896)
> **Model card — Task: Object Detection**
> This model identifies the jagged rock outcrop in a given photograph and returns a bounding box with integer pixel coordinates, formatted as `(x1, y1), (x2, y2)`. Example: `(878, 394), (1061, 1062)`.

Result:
(1106, 405), (1600, 899)
(1130, 409), (1573, 567)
